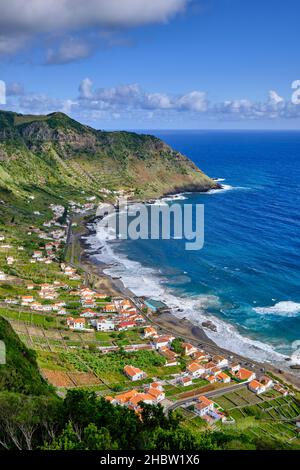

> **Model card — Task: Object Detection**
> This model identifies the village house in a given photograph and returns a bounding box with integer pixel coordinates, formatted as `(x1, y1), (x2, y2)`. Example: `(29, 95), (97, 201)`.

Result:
(152, 335), (175, 350)
(217, 372), (231, 383)
(236, 368), (256, 382)
(192, 350), (210, 362)
(0, 271), (7, 281)
(158, 346), (179, 366)
(81, 298), (96, 308)
(143, 326), (159, 339)
(187, 362), (206, 378)
(248, 380), (266, 395)
(194, 396), (215, 417)
(67, 317), (86, 330)
(95, 318), (115, 332)
(205, 374), (217, 384)
(33, 251), (43, 259)
(103, 303), (117, 313)
(80, 309), (98, 318)
(143, 383), (165, 402)
(212, 355), (229, 369)
(182, 342), (198, 356)
(123, 365), (147, 382)
(6, 256), (14, 265)
(260, 376), (274, 390)
(52, 301), (66, 311)
(116, 320), (137, 331)
(204, 361), (218, 373)
(21, 295), (34, 305)
(230, 363), (241, 374)
(178, 376), (193, 387)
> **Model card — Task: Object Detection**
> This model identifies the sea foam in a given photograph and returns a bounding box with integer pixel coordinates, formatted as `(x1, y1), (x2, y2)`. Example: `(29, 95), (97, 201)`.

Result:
(86, 220), (288, 366)
(254, 301), (300, 317)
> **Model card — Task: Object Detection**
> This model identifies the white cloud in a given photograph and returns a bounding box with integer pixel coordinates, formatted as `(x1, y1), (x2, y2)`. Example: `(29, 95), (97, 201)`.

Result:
(0, 0), (189, 58)
(79, 78), (94, 99)
(46, 37), (92, 64)
(4, 82), (300, 124)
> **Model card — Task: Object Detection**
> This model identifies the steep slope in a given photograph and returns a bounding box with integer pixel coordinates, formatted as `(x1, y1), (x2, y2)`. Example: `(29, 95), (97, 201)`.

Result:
(0, 317), (53, 395)
(0, 110), (219, 206)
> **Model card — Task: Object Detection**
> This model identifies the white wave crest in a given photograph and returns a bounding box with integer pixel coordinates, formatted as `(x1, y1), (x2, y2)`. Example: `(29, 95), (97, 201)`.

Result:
(86, 222), (287, 365)
(254, 301), (300, 317)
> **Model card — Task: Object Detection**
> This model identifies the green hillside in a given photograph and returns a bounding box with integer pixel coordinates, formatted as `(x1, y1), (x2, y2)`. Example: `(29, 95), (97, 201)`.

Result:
(0, 317), (52, 395)
(0, 110), (218, 212)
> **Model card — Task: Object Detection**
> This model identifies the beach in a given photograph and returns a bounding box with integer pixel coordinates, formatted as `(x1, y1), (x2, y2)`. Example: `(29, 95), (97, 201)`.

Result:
(69, 212), (300, 391)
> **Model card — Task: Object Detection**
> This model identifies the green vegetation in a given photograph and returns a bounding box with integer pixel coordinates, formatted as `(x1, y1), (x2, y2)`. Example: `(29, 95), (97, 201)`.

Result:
(0, 110), (218, 213)
(0, 317), (53, 395)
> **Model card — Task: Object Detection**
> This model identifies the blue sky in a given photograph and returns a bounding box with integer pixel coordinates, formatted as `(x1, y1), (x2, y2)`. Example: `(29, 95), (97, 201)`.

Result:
(0, 0), (300, 129)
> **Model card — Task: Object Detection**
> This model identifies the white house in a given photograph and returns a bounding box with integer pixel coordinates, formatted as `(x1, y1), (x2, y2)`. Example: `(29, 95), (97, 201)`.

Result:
(212, 355), (229, 369)
(187, 362), (206, 378)
(67, 317), (86, 330)
(194, 396), (214, 417)
(95, 319), (115, 331)
(0, 271), (7, 281)
(124, 365), (147, 382)
(182, 342), (198, 356)
(178, 376), (193, 387)
(152, 335), (175, 350)
(248, 380), (266, 395)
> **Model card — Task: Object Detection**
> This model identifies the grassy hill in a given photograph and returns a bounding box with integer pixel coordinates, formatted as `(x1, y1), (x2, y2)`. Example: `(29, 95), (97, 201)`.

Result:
(0, 110), (218, 213)
(0, 317), (52, 395)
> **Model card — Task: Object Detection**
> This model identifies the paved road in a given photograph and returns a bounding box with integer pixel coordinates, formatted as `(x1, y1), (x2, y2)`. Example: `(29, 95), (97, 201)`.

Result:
(166, 382), (248, 411)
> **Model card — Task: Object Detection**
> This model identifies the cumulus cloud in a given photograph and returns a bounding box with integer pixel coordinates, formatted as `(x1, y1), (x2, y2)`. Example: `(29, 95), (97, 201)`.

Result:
(78, 79), (208, 113)
(0, 0), (189, 58)
(3, 81), (300, 124)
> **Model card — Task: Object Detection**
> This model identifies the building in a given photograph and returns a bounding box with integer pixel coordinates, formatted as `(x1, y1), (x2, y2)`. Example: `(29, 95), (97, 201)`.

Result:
(67, 317), (86, 330)
(152, 335), (175, 350)
(116, 320), (136, 331)
(212, 355), (229, 369)
(21, 296), (34, 305)
(158, 346), (179, 366)
(217, 372), (231, 383)
(182, 342), (198, 356)
(80, 309), (98, 318)
(260, 376), (274, 390)
(236, 368), (256, 382)
(248, 380), (266, 395)
(178, 376), (193, 387)
(192, 351), (209, 362)
(124, 365), (147, 382)
(187, 362), (206, 378)
(143, 326), (158, 339)
(145, 386), (165, 403)
(230, 363), (241, 374)
(194, 396), (214, 417)
(95, 318), (115, 331)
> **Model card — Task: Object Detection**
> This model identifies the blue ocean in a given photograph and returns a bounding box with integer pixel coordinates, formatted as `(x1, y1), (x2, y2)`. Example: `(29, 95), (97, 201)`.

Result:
(92, 131), (300, 364)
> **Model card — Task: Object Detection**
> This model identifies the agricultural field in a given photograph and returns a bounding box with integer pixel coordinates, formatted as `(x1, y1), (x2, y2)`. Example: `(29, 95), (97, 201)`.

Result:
(211, 387), (300, 448)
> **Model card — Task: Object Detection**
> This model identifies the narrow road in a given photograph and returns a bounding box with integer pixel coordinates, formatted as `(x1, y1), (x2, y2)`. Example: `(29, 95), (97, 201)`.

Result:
(166, 382), (248, 411)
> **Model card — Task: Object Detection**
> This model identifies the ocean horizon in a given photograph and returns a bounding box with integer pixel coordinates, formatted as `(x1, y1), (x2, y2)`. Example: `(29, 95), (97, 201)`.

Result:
(89, 130), (300, 365)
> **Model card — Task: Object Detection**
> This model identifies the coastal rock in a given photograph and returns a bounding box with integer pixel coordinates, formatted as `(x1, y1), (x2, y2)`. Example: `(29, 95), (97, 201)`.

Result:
(202, 320), (217, 332)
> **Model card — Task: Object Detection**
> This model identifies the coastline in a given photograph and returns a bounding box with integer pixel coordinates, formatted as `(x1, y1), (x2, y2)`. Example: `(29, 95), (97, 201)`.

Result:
(72, 211), (300, 391)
